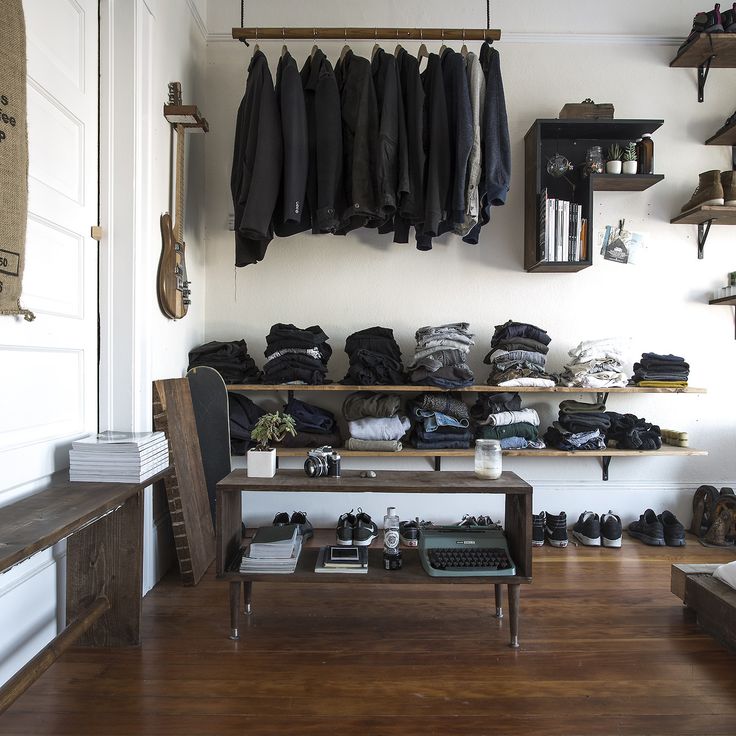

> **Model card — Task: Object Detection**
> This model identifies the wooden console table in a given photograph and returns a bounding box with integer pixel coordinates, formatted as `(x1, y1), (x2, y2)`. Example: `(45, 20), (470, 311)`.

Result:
(0, 468), (171, 713)
(216, 469), (532, 647)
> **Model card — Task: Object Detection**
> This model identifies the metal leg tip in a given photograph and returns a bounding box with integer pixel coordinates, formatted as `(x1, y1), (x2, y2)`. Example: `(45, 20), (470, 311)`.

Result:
(229, 628), (239, 640)
(244, 603), (252, 615)
(509, 636), (519, 649)
(495, 607), (504, 618)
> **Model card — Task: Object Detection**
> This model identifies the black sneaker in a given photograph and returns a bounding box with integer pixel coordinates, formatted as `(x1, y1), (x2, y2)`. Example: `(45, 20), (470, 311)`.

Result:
(658, 510), (686, 547)
(532, 512), (545, 547)
(272, 511), (290, 526)
(600, 510), (623, 548)
(572, 511), (601, 546)
(679, 4), (725, 51)
(628, 509), (665, 546)
(399, 520), (422, 547)
(544, 511), (568, 548)
(723, 2), (736, 31)
(290, 511), (313, 541)
(336, 509), (355, 546)
(353, 507), (378, 546)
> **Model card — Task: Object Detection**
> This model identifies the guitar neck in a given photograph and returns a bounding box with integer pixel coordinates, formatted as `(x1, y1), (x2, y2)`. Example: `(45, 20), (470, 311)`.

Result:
(174, 123), (185, 243)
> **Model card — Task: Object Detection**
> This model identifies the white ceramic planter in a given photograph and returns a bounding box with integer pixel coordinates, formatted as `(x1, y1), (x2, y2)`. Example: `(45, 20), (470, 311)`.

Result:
(622, 160), (638, 175)
(247, 448), (276, 478)
(606, 160), (622, 174)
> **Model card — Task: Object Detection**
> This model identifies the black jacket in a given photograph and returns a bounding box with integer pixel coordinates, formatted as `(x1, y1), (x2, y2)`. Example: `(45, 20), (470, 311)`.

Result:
(393, 48), (425, 243)
(231, 50), (282, 266)
(301, 49), (344, 233)
(371, 48), (409, 230)
(274, 50), (309, 237)
(416, 53), (450, 251)
(335, 50), (380, 233)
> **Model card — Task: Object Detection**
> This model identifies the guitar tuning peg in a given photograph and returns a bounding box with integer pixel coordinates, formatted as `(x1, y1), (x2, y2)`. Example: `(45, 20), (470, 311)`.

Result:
(183, 299), (191, 306)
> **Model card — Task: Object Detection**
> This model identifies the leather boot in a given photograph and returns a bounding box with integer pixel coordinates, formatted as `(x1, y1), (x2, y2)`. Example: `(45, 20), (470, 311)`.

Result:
(722, 2), (736, 30)
(721, 170), (736, 205)
(679, 4), (725, 51)
(680, 170), (724, 212)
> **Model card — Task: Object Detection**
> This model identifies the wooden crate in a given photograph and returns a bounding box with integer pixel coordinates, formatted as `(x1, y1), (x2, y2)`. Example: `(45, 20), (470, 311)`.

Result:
(559, 102), (614, 119)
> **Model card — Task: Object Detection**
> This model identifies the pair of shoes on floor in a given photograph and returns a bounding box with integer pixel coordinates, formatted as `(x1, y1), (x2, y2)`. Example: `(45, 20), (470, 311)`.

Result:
(399, 518), (431, 547)
(679, 3), (736, 51)
(572, 511), (623, 548)
(680, 170), (736, 212)
(628, 508), (686, 547)
(336, 507), (378, 546)
(273, 511), (313, 540)
(532, 511), (569, 548)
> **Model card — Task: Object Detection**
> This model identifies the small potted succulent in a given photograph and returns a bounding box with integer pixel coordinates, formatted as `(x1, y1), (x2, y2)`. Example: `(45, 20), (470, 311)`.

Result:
(247, 411), (297, 478)
(622, 142), (638, 175)
(606, 144), (623, 174)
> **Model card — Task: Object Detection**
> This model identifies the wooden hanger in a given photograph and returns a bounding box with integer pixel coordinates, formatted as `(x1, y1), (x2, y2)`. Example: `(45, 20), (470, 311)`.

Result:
(339, 43), (351, 64)
(461, 43), (469, 58)
(252, 42), (260, 56)
(281, 44), (288, 58)
(372, 43), (381, 60)
(394, 43), (403, 58)
(310, 44), (319, 60)
(417, 43), (428, 61)
(439, 43), (447, 56)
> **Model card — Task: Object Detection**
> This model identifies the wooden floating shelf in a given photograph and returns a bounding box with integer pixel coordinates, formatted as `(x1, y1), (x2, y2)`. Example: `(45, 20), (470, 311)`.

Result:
(590, 173), (664, 192)
(231, 27), (501, 42)
(705, 118), (736, 146)
(670, 33), (736, 68)
(163, 104), (209, 132)
(670, 204), (736, 226)
(227, 384), (706, 394)
(524, 260), (592, 273)
(709, 295), (736, 306)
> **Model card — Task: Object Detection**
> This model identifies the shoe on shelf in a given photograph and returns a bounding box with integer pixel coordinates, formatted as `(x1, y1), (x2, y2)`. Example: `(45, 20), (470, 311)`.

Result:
(572, 511), (601, 546)
(399, 519), (420, 547)
(680, 170), (725, 212)
(628, 509), (665, 546)
(272, 511), (290, 526)
(658, 510), (686, 547)
(290, 511), (313, 541)
(532, 511), (546, 547)
(679, 3), (725, 51)
(336, 509), (356, 546)
(353, 507), (378, 546)
(600, 511), (623, 548)
(721, 171), (736, 205)
(722, 2), (736, 30)
(544, 511), (568, 548)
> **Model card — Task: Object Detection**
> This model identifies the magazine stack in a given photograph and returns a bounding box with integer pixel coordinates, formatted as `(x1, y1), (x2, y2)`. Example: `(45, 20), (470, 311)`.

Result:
(240, 525), (303, 574)
(69, 430), (169, 483)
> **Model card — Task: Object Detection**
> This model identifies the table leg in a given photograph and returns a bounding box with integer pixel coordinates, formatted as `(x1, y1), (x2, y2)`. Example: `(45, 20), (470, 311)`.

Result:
(243, 581), (253, 615)
(494, 584), (504, 618)
(507, 584), (520, 648)
(229, 581), (241, 640)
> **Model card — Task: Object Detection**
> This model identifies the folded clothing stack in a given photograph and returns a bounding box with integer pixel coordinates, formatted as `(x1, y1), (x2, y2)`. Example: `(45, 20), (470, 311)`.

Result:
(262, 323), (332, 384)
(409, 393), (473, 449)
(544, 399), (609, 451)
(485, 320), (556, 387)
(631, 353), (689, 387)
(280, 396), (342, 449)
(228, 394), (266, 454)
(605, 411), (661, 450)
(559, 339), (628, 388)
(408, 323), (475, 388)
(188, 340), (262, 384)
(343, 392), (408, 452)
(342, 326), (405, 385)
(471, 392), (545, 449)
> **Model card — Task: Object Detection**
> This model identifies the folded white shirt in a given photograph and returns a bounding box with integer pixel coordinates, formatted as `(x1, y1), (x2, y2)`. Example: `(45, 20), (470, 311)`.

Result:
(348, 415), (411, 442)
(478, 408), (540, 427)
(713, 560), (736, 592)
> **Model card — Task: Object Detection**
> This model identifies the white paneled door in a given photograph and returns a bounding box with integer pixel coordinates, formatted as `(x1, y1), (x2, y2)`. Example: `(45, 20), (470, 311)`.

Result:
(0, 0), (98, 498)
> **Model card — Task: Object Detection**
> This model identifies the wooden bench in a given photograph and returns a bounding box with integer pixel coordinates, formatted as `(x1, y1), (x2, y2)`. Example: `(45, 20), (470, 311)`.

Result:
(671, 563), (736, 651)
(0, 468), (170, 713)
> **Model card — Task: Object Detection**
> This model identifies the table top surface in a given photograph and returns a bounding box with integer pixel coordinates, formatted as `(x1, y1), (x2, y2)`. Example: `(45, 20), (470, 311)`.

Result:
(217, 469), (532, 494)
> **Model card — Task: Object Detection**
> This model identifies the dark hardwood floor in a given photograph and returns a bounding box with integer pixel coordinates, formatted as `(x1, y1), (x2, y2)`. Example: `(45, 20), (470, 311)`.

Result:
(3, 535), (736, 735)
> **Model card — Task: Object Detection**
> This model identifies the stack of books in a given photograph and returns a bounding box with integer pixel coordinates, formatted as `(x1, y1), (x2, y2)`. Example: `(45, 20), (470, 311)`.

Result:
(240, 524), (303, 574)
(538, 189), (587, 263)
(69, 430), (169, 483)
(315, 545), (369, 574)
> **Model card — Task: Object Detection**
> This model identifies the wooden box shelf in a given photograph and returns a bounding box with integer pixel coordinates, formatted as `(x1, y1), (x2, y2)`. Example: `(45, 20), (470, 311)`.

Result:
(590, 173), (664, 192)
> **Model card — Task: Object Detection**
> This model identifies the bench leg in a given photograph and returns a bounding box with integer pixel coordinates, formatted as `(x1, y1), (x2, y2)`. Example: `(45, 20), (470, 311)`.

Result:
(243, 581), (253, 615)
(229, 581), (241, 640)
(507, 584), (520, 648)
(494, 584), (504, 618)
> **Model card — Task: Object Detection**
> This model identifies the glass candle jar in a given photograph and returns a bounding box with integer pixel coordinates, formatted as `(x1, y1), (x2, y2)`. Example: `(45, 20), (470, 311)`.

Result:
(474, 439), (502, 480)
(584, 145), (603, 176)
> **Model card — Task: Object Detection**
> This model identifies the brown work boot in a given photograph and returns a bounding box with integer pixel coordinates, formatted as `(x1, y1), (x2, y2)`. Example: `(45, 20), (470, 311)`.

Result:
(680, 169), (724, 212)
(721, 170), (736, 205)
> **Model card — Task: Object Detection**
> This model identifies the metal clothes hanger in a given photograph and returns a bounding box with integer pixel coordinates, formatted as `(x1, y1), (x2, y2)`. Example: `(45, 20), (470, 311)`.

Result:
(281, 28), (288, 58)
(339, 28), (351, 64)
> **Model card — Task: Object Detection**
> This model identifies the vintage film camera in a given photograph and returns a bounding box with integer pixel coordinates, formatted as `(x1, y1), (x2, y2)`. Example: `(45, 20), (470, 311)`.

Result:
(304, 446), (341, 478)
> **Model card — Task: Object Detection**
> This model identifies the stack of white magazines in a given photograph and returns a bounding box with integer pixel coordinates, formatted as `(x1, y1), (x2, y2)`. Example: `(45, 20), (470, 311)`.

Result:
(240, 524), (303, 574)
(69, 430), (169, 483)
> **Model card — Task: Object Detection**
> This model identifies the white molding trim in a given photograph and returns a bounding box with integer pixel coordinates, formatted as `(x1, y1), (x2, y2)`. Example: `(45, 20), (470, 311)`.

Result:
(205, 31), (682, 46)
(186, 0), (207, 41)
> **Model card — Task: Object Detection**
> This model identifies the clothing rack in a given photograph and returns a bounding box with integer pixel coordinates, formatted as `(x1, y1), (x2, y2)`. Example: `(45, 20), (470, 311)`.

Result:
(231, 27), (501, 43)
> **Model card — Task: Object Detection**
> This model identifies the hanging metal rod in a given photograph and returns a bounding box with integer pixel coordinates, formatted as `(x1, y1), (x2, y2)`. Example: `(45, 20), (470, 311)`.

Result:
(232, 27), (501, 42)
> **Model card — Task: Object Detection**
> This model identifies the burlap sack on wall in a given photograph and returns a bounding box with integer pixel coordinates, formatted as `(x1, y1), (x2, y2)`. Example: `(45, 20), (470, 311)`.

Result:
(0, 0), (35, 321)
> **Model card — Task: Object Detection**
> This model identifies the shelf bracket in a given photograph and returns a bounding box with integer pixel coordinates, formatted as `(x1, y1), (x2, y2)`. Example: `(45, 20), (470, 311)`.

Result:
(697, 55), (715, 103)
(434, 456), (442, 472)
(697, 219), (713, 259)
(601, 456), (611, 482)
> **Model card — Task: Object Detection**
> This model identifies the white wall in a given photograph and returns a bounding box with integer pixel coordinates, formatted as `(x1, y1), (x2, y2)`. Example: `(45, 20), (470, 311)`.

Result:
(202, 1), (736, 528)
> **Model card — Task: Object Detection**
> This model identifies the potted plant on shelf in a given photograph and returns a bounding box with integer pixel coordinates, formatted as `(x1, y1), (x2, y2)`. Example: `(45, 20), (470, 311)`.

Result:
(247, 411), (297, 478)
(606, 144), (623, 174)
(622, 142), (638, 175)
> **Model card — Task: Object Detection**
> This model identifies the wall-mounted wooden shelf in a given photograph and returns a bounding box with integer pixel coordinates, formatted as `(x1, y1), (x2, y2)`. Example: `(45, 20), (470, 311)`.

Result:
(227, 384), (706, 394)
(670, 33), (736, 102)
(590, 173), (664, 192)
(670, 205), (736, 258)
(705, 118), (736, 146)
(163, 104), (209, 132)
(709, 295), (736, 306)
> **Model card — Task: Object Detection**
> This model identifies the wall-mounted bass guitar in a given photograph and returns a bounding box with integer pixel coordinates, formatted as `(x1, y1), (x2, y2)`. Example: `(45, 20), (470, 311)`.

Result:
(158, 82), (208, 320)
